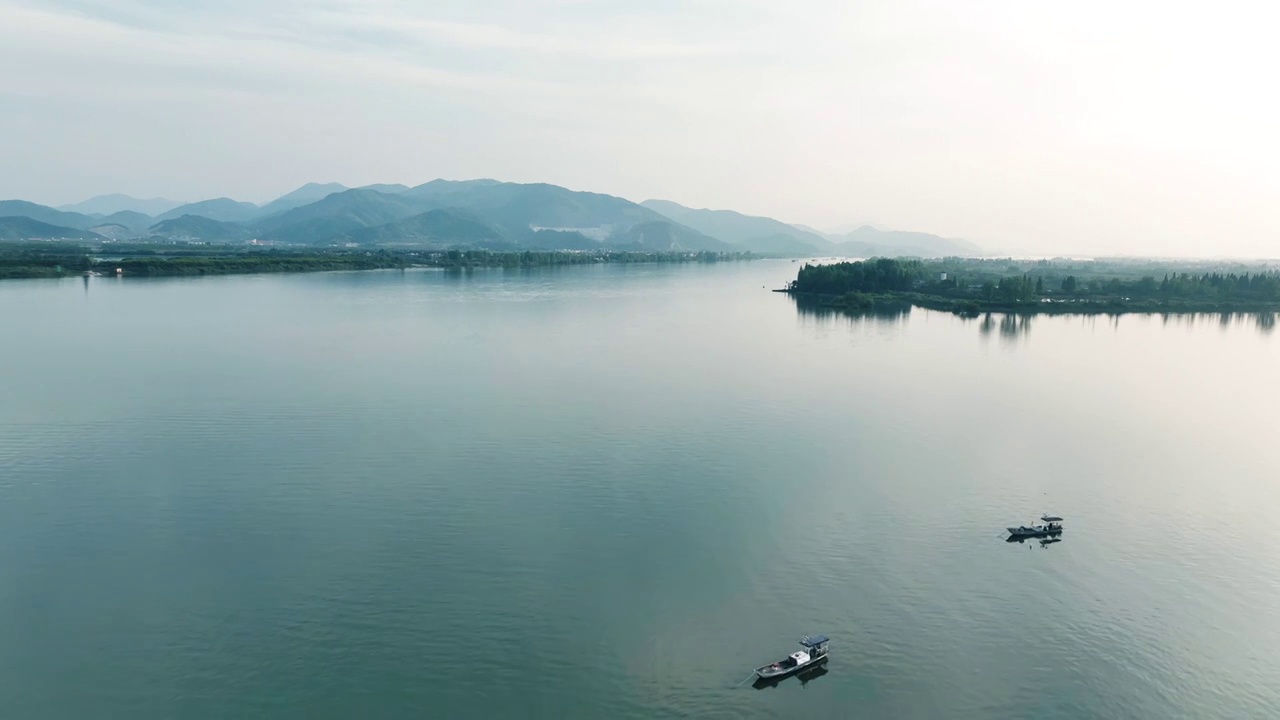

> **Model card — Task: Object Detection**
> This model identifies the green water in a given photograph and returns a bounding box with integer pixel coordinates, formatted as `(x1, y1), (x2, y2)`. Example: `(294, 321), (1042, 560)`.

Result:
(1, 262), (1278, 718)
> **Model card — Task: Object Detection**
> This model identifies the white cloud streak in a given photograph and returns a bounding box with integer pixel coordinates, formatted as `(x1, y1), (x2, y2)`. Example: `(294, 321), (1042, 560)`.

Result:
(310, 13), (742, 60)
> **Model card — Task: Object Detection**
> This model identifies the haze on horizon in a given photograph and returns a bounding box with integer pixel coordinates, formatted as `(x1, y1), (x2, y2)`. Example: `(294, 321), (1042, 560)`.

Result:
(3, 0), (1278, 257)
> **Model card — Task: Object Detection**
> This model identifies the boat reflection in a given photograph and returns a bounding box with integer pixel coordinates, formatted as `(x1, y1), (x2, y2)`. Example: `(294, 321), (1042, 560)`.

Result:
(752, 657), (829, 689)
(1005, 535), (1064, 549)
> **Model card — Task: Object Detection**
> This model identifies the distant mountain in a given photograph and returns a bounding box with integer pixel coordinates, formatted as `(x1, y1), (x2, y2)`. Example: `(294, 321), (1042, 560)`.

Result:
(257, 183), (348, 217)
(255, 188), (421, 242)
(258, 218), (354, 245)
(404, 180), (691, 246)
(345, 209), (508, 247)
(0, 201), (96, 230)
(608, 220), (728, 251)
(790, 223), (827, 236)
(641, 199), (829, 254)
(0, 181), (730, 250)
(59, 194), (181, 217)
(0, 216), (103, 241)
(156, 198), (259, 223)
(834, 225), (982, 258)
(12, 179), (984, 255)
(86, 223), (135, 240)
(402, 178), (503, 200)
(148, 215), (250, 242)
(359, 183), (411, 194)
(527, 229), (601, 250)
(823, 222), (884, 236)
(732, 233), (828, 255)
(255, 180), (715, 249)
(99, 210), (153, 233)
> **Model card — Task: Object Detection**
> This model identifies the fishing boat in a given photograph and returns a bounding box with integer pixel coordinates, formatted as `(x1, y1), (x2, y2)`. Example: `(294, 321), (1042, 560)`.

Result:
(754, 635), (829, 680)
(1007, 515), (1064, 538)
(754, 661), (829, 689)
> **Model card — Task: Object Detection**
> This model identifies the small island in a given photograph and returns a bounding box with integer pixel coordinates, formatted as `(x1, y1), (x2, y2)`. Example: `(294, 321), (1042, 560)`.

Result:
(783, 257), (1280, 316)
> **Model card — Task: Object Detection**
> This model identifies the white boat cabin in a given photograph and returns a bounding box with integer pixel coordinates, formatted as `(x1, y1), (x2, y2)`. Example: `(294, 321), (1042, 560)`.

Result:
(800, 635), (830, 659)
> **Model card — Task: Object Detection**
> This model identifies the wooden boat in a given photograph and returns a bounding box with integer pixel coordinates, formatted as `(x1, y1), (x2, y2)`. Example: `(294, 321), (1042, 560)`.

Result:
(754, 635), (829, 680)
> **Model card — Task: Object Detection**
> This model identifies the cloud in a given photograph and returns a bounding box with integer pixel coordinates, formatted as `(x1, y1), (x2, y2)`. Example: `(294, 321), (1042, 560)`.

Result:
(0, 1), (578, 100)
(309, 13), (742, 61)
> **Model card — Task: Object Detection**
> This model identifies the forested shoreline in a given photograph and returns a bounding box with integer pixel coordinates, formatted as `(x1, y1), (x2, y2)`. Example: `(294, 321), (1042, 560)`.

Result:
(786, 258), (1280, 315)
(0, 243), (756, 280)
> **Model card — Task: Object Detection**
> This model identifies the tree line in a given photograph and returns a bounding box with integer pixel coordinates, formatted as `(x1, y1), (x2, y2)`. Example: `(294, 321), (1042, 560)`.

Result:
(788, 258), (925, 294)
(790, 259), (1280, 302)
(1057, 272), (1280, 300)
(0, 244), (757, 280)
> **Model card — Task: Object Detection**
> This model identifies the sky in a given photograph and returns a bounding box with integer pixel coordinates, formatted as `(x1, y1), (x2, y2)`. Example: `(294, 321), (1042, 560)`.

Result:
(2, 0), (1279, 256)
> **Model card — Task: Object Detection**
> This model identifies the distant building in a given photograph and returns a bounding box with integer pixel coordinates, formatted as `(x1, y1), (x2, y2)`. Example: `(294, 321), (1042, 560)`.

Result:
(939, 272), (948, 281)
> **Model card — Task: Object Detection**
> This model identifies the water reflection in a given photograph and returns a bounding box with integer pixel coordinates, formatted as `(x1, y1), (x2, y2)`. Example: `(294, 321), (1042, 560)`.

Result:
(796, 299), (1277, 342)
(792, 296), (912, 328)
(977, 313), (1033, 344)
(977, 310), (1277, 342)
(1005, 535), (1065, 549)
(1159, 311), (1278, 334)
(752, 659), (830, 690)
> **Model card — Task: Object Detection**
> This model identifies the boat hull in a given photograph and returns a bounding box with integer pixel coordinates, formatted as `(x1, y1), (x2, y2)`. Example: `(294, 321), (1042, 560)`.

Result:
(755, 654), (827, 680)
(1006, 527), (1063, 538)
(753, 657), (829, 688)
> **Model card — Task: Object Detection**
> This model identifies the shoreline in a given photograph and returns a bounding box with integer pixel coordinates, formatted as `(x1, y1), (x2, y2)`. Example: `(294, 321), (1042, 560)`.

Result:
(0, 248), (761, 281)
(783, 289), (1280, 317)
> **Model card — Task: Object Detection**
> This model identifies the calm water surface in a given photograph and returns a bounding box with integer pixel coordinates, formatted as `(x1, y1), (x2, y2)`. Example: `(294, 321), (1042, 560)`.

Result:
(1, 262), (1278, 718)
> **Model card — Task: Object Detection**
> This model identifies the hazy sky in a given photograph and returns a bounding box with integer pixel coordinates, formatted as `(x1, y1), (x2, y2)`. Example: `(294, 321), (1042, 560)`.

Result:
(3, 0), (1278, 256)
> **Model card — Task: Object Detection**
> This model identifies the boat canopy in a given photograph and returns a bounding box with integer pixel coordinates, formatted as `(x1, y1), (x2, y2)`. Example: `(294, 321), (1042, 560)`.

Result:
(800, 635), (829, 647)
(1041, 515), (1064, 522)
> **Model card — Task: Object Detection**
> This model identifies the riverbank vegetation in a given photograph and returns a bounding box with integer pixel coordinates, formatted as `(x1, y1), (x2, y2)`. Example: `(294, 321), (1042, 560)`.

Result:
(0, 242), (756, 280)
(787, 258), (1280, 315)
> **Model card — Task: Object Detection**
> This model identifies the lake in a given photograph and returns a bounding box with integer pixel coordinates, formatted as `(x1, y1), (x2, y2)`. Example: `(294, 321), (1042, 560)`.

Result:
(1, 261), (1278, 718)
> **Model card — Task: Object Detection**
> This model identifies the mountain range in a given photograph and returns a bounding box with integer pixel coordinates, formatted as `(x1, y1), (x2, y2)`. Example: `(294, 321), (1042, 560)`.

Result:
(639, 199), (980, 257)
(0, 217), (103, 242)
(1, 181), (982, 257)
(59, 194), (182, 217)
